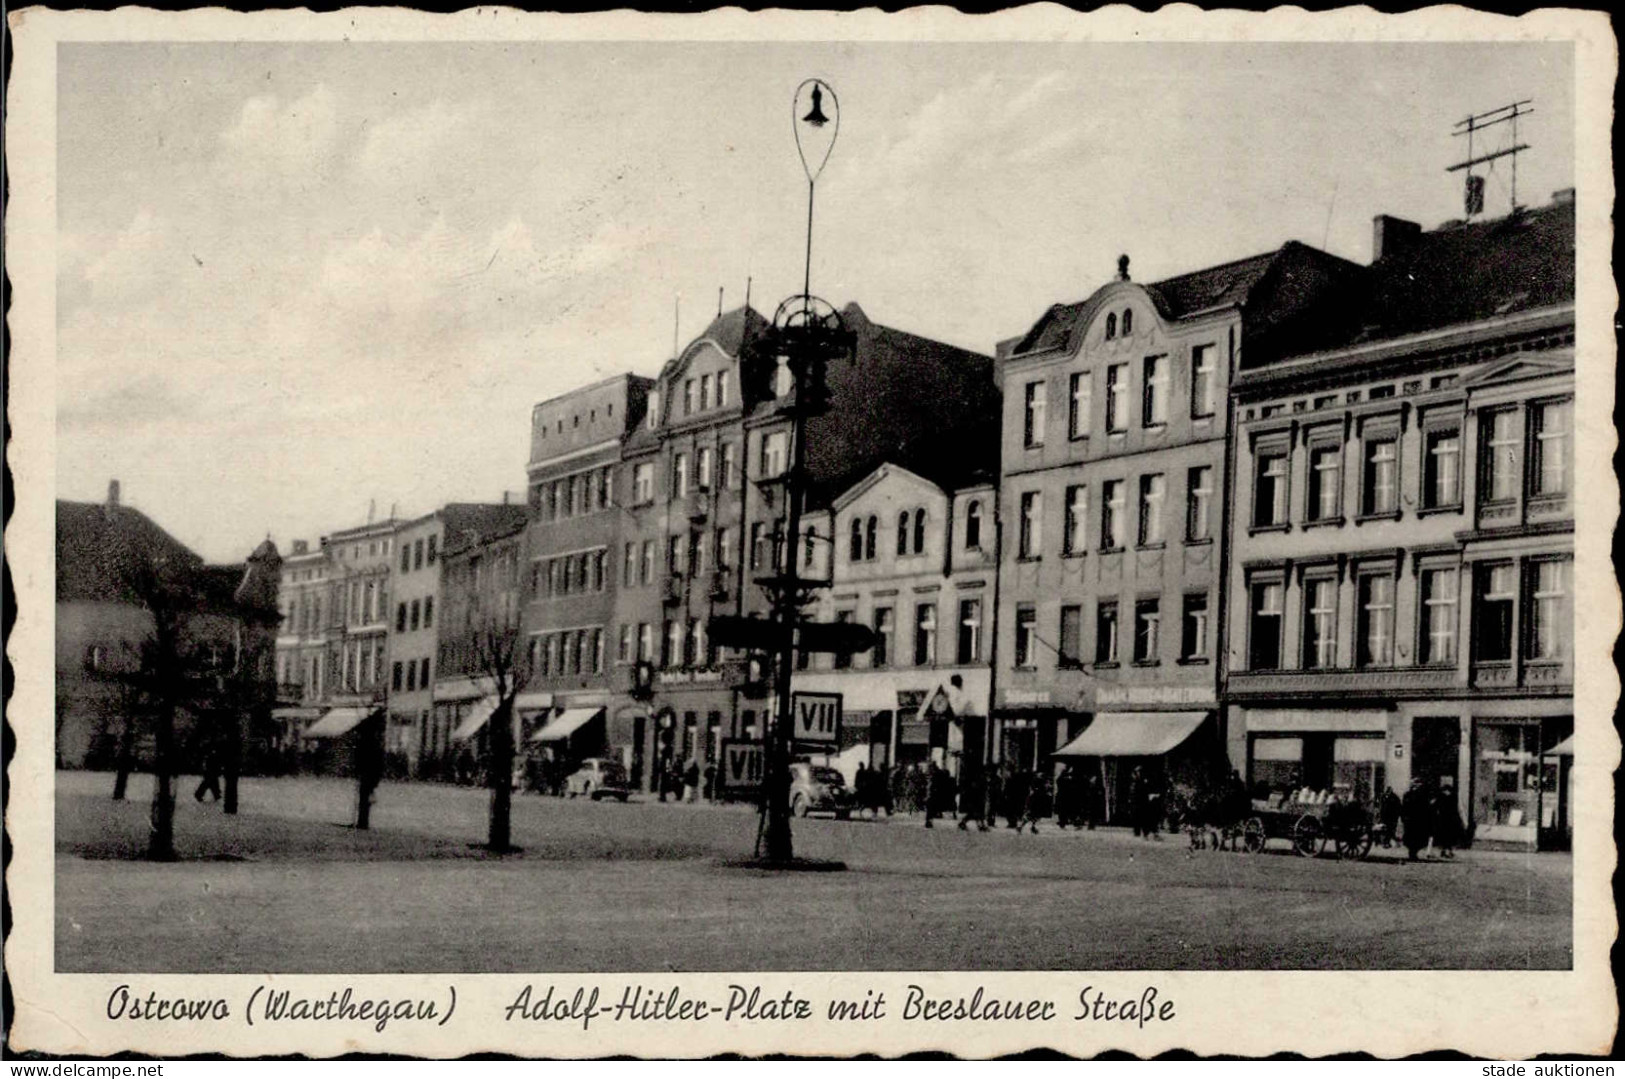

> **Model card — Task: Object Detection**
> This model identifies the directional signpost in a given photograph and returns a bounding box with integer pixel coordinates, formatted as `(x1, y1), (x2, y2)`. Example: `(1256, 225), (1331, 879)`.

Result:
(791, 692), (842, 746)
(720, 739), (766, 790)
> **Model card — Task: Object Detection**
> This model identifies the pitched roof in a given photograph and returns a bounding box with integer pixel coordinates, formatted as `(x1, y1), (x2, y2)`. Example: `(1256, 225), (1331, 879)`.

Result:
(438, 503), (530, 557)
(56, 500), (205, 604)
(1269, 198), (1575, 362)
(1007, 242), (1360, 359)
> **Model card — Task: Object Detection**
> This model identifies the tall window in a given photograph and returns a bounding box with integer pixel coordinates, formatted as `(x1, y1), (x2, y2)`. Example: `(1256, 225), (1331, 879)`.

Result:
(699, 374), (712, 410)
(1363, 439), (1398, 515)
(1357, 574), (1395, 666)
(1014, 604), (1037, 668)
(640, 540), (655, 584)
(1133, 599), (1160, 664)
(1121, 308), (1133, 335)
(1187, 466), (1214, 541)
(668, 535), (686, 576)
(1424, 429), (1461, 508)
(1533, 401), (1572, 497)
(1105, 312), (1117, 340)
(1106, 364), (1129, 432)
(696, 446), (714, 490)
(1528, 560), (1570, 661)
(673, 453), (690, 498)
(1138, 474), (1165, 546)
(716, 370), (729, 408)
(1018, 491), (1042, 559)
(1142, 356), (1168, 426)
(426, 535), (437, 564)
(633, 462), (654, 504)
(1095, 601), (1120, 664)
(662, 620), (681, 668)
(687, 620), (704, 668)
(1069, 371), (1092, 438)
(1058, 605), (1082, 667)
(683, 379), (695, 416)
(896, 512), (910, 556)
(1309, 446), (1342, 521)
(1255, 452), (1288, 526)
(720, 442), (737, 489)
(750, 522), (766, 570)
(1181, 592), (1209, 661)
(964, 501), (983, 550)
(865, 516), (878, 561)
(872, 607), (894, 668)
(637, 623), (653, 662)
(957, 598), (982, 663)
(623, 543), (636, 587)
(1190, 344), (1216, 418)
(761, 431), (787, 478)
(716, 527), (733, 571)
(1484, 409), (1521, 502)
(913, 508), (927, 553)
(1101, 480), (1125, 550)
(618, 624), (633, 663)
(1250, 581), (1284, 669)
(423, 597), (432, 628)
(914, 604), (937, 666)
(1064, 485), (1088, 555)
(1421, 568), (1458, 665)
(1023, 381), (1047, 448)
(1304, 578), (1337, 669)
(849, 517), (863, 563)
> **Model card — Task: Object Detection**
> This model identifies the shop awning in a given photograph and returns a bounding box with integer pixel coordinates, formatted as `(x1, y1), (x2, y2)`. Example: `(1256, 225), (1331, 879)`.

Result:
(1052, 712), (1208, 758)
(273, 706), (322, 722)
(449, 697), (500, 742)
(302, 707), (372, 739)
(514, 692), (554, 713)
(529, 707), (605, 744)
(1545, 735), (1575, 757)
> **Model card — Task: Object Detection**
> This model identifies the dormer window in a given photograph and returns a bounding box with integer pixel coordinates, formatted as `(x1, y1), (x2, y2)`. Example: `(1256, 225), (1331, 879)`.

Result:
(1105, 312), (1117, 340)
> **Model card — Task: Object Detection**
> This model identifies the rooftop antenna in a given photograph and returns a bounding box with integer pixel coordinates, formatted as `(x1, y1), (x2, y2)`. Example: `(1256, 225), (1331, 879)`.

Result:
(1448, 100), (1532, 218)
(718, 286), (725, 319)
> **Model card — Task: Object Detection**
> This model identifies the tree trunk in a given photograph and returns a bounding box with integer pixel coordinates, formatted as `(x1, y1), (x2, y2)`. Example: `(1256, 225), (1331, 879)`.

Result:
(148, 700), (177, 861)
(355, 711), (383, 830)
(487, 700), (515, 852)
(223, 711), (242, 815)
(112, 714), (136, 801)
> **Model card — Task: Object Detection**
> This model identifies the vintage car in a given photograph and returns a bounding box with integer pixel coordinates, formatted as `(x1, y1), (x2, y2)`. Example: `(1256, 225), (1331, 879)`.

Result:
(564, 758), (632, 801)
(789, 761), (856, 819)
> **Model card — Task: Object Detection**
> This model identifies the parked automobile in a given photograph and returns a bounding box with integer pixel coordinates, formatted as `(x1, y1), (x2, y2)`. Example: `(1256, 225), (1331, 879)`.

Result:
(565, 758), (631, 801)
(789, 762), (856, 819)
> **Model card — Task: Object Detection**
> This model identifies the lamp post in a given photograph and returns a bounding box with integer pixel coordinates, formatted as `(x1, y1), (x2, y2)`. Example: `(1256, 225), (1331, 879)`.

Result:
(751, 79), (853, 865)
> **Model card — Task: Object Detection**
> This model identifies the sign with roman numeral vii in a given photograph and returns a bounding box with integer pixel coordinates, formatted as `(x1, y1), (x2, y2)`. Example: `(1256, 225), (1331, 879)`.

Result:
(791, 692), (842, 745)
(720, 739), (765, 789)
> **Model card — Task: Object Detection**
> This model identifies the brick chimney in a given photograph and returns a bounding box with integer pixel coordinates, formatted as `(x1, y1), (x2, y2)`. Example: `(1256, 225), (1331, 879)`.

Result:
(1372, 214), (1422, 261)
(106, 479), (121, 511)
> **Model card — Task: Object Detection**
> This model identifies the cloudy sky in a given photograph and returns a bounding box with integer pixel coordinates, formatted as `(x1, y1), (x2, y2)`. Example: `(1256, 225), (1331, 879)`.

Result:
(57, 41), (1574, 563)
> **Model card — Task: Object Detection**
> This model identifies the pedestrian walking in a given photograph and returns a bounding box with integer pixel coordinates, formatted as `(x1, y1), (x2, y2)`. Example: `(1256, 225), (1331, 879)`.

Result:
(1004, 767), (1028, 830)
(684, 759), (701, 803)
(1082, 770), (1102, 830)
(1401, 776), (1432, 861)
(1054, 763), (1078, 829)
(1432, 777), (1464, 859)
(1019, 770), (1050, 834)
(703, 761), (717, 802)
(1128, 765), (1148, 837)
(1380, 786), (1402, 848)
(957, 766), (989, 831)
(889, 764), (907, 817)
(984, 765), (1005, 830)
(193, 729), (222, 803)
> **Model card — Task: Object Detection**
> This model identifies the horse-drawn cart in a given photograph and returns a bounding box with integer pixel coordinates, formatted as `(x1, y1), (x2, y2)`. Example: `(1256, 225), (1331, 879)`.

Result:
(1239, 791), (1377, 859)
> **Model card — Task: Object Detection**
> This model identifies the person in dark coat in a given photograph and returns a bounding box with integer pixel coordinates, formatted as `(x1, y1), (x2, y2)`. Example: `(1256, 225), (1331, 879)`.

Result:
(1082, 770), (1102, 829)
(1054, 764), (1078, 829)
(1019, 770), (1050, 834)
(193, 729), (223, 803)
(958, 766), (989, 831)
(1432, 778), (1465, 859)
(1128, 766), (1148, 837)
(1401, 777), (1433, 861)
(984, 765), (1005, 830)
(1004, 768), (1029, 830)
(923, 763), (942, 828)
(1380, 786), (1403, 848)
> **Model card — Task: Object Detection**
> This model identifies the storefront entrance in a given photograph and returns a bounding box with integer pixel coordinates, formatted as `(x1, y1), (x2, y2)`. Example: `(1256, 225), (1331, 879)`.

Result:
(1472, 717), (1571, 849)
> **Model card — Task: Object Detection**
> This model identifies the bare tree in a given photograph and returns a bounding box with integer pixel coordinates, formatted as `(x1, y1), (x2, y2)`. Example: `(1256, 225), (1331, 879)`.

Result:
(471, 615), (531, 853)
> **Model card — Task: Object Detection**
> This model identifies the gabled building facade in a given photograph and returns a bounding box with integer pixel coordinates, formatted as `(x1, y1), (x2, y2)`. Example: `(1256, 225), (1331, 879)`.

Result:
(993, 246), (1359, 815)
(1224, 193), (1576, 850)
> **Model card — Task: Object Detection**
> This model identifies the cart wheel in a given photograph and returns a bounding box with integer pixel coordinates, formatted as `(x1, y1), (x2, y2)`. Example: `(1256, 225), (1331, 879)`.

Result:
(1292, 815), (1323, 858)
(1241, 817), (1266, 853)
(1337, 825), (1374, 861)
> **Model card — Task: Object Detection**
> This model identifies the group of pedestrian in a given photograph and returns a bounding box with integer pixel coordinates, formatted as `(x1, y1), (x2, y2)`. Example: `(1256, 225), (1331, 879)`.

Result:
(1397, 775), (1466, 861)
(1051, 763), (1105, 830)
(655, 757), (706, 803)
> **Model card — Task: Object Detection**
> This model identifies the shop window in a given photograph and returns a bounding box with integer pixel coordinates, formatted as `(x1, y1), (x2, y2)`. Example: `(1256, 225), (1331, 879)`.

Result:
(1023, 381), (1047, 448)
(1308, 445), (1342, 521)
(1333, 737), (1386, 806)
(1527, 560), (1570, 662)
(1357, 573), (1395, 667)
(1133, 599), (1160, 664)
(1014, 604), (1037, 668)
(1057, 605), (1082, 668)
(1254, 452), (1288, 527)
(1303, 577), (1338, 669)
(1420, 568), (1459, 665)
(1474, 720), (1562, 834)
(1532, 400), (1572, 497)
(1095, 601), (1120, 665)
(1251, 736), (1304, 792)
(1181, 593), (1209, 661)
(1069, 371), (1092, 439)
(1249, 581), (1284, 669)
(1474, 563), (1516, 662)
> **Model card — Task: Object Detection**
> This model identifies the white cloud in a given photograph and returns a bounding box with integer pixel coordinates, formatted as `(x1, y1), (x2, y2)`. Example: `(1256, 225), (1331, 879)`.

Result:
(79, 208), (174, 304)
(216, 84), (342, 193)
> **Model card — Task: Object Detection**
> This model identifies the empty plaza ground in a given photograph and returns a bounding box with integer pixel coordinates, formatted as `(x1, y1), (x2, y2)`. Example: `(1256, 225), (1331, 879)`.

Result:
(56, 770), (1570, 972)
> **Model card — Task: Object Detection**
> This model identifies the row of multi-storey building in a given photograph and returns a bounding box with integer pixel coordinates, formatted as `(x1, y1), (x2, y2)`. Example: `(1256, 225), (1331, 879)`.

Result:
(251, 189), (1576, 850)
